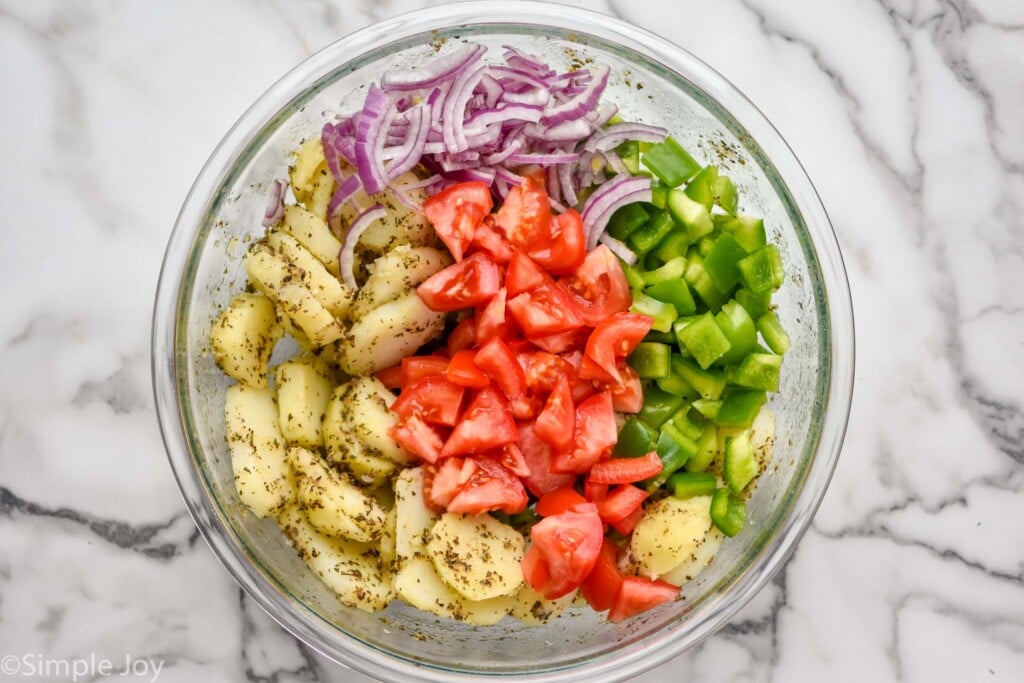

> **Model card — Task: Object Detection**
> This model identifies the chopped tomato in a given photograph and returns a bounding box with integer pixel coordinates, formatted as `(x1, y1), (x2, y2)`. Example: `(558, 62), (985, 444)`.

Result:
(446, 454), (528, 515)
(588, 452), (663, 485)
(446, 350), (490, 389)
(474, 336), (527, 402)
(534, 374), (575, 451)
(498, 443), (531, 478)
(390, 376), (465, 426)
(418, 252), (500, 312)
(509, 394), (543, 421)
(517, 350), (577, 396)
(607, 577), (680, 623)
(508, 281), (585, 337)
(584, 479), (609, 502)
(375, 364), (403, 390)
(494, 176), (552, 251)
(580, 539), (623, 612)
(400, 356), (449, 387)
(517, 422), (576, 497)
(440, 387), (517, 457)
(426, 457), (466, 508)
(506, 251), (547, 297)
(470, 214), (513, 264)
(390, 415), (444, 463)
(553, 391), (618, 474)
(610, 505), (645, 535)
(422, 181), (493, 262)
(594, 484), (649, 523)
(585, 312), (653, 382)
(577, 353), (619, 383)
(447, 317), (477, 355)
(522, 543), (550, 593)
(530, 503), (604, 599)
(527, 208), (586, 275)
(561, 245), (632, 326)
(536, 485), (587, 517)
(529, 327), (590, 354)
(610, 366), (643, 413)
(476, 288), (514, 344)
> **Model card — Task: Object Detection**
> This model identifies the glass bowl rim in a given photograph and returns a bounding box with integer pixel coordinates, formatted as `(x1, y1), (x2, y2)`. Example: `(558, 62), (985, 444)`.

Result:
(151, 2), (855, 680)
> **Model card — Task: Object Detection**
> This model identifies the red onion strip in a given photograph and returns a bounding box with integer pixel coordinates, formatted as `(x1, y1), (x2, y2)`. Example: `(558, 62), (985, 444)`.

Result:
(338, 205), (387, 288)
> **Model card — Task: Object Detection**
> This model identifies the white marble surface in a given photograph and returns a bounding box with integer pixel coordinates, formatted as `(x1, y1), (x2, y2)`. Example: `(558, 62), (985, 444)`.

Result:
(1, 0), (1022, 681)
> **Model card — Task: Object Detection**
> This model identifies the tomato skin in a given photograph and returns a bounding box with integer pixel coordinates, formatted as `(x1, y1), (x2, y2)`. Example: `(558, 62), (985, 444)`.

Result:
(440, 387), (517, 458)
(588, 452), (663, 485)
(401, 356), (449, 388)
(561, 245), (632, 326)
(585, 312), (653, 382)
(535, 485), (587, 517)
(446, 454), (529, 515)
(494, 176), (552, 251)
(530, 503), (604, 599)
(517, 422), (575, 497)
(390, 376), (465, 426)
(474, 336), (527, 402)
(534, 374), (575, 451)
(610, 505), (645, 535)
(584, 479), (609, 502)
(375, 364), (403, 390)
(553, 391), (618, 474)
(522, 543), (550, 593)
(446, 350), (490, 389)
(470, 214), (513, 264)
(506, 251), (547, 297)
(418, 252), (501, 312)
(447, 317), (477, 355)
(508, 281), (585, 337)
(390, 415), (445, 463)
(594, 484), (649, 523)
(527, 208), (586, 276)
(607, 577), (680, 623)
(423, 181), (493, 262)
(610, 366), (643, 413)
(580, 538), (623, 612)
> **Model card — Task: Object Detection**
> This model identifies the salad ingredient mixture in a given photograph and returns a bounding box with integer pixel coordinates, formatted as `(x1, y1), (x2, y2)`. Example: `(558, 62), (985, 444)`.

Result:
(209, 41), (787, 626)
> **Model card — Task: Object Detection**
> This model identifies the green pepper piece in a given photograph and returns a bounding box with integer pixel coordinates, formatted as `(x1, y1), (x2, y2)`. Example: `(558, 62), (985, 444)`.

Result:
(651, 231), (690, 263)
(621, 261), (647, 291)
(617, 140), (642, 176)
(723, 430), (757, 493)
(644, 330), (677, 344)
(715, 300), (758, 365)
(684, 166), (719, 211)
(692, 398), (722, 421)
(628, 210), (676, 255)
(684, 255), (729, 311)
(645, 424), (699, 490)
(710, 487), (746, 537)
(703, 233), (748, 292)
(672, 356), (727, 400)
(647, 278), (698, 316)
(641, 256), (687, 285)
(669, 471), (718, 499)
(737, 245), (785, 294)
(722, 215), (766, 253)
(631, 293), (677, 333)
(757, 311), (791, 355)
(668, 407), (706, 441)
(615, 416), (658, 457)
(715, 390), (767, 428)
(607, 202), (650, 242)
(677, 312), (731, 369)
(713, 175), (738, 215)
(655, 360), (699, 398)
(685, 425), (719, 472)
(734, 288), (772, 319)
(639, 386), (685, 428)
(629, 342), (672, 379)
(667, 189), (714, 241)
(650, 184), (669, 209)
(732, 353), (782, 392)
(640, 136), (701, 188)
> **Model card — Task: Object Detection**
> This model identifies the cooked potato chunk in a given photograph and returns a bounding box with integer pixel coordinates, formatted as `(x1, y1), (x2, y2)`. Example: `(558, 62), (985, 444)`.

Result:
(289, 137), (326, 204)
(351, 245), (451, 319)
(338, 291), (445, 376)
(510, 584), (576, 625)
(264, 230), (354, 319)
(225, 384), (293, 517)
(274, 360), (332, 447)
(322, 385), (395, 487)
(627, 495), (717, 580)
(343, 376), (411, 465)
(211, 293), (282, 387)
(287, 446), (386, 543)
(277, 505), (392, 612)
(280, 205), (343, 276)
(393, 467), (438, 564)
(393, 556), (514, 626)
(305, 164), (335, 223)
(426, 513), (525, 601)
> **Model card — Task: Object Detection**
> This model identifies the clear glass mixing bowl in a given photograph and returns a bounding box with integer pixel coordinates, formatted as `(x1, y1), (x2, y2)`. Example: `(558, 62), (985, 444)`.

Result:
(152, 2), (854, 680)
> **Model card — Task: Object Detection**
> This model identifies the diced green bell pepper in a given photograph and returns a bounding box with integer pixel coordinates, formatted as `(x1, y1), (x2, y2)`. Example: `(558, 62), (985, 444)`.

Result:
(651, 184), (669, 209)
(639, 386), (685, 428)
(684, 255), (729, 311)
(703, 232), (748, 292)
(668, 407), (706, 441)
(651, 231), (690, 263)
(757, 311), (791, 355)
(617, 140), (642, 176)
(715, 390), (767, 428)
(615, 416), (658, 457)
(684, 166), (719, 211)
(644, 330), (677, 344)
(722, 215), (766, 253)
(656, 369), (698, 398)
(641, 256), (687, 285)
(713, 175), (738, 215)
(647, 278), (697, 316)
(631, 293), (677, 333)
(732, 353), (782, 392)
(685, 425), (719, 472)
(672, 356), (727, 400)
(723, 430), (757, 493)
(640, 136), (701, 188)
(606, 202), (650, 242)
(622, 261), (647, 291)
(692, 398), (722, 421)
(669, 471), (718, 499)
(645, 423), (698, 490)
(710, 487), (746, 537)
(628, 209), (676, 255)
(737, 245), (785, 294)
(629, 342), (672, 379)
(667, 189), (714, 241)
(677, 312), (731, 369)
(734, 288), (772, 319)
(715, 300), (758, 365)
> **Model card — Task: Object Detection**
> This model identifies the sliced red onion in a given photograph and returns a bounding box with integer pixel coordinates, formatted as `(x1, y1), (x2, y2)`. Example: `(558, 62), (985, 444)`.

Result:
(524, 118), (593, 142)
(443, 64), (486, 153)
(584, 122), (668, 152)
(446, 167), (496, 185)
(354, 86), (395, 195)
(541, 65), (610, 124)
(489, 66), (550, 91)
(381, 43), (484, 91)
(598, 233), (638, 265)
(261, 179), (287, 227)
(338, 205), (387, 288)
(464, 104), (543, 132)
(604, 150), (629, 176)
(500, 88), (550, 107)
(502, 46), (554, 77)
(327, 174), (363, 236)
(549, 196), (568, 213)
(557, 161), (577, 208)
(478, 73), (503, 107)
(386, 103), (431, 179)
(586, 102), (619, 128)
(581, 175), (652, 250)
(481, 137), (524, 165)
(494, 166), (525, 187)
(505, 151), (580, 166)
